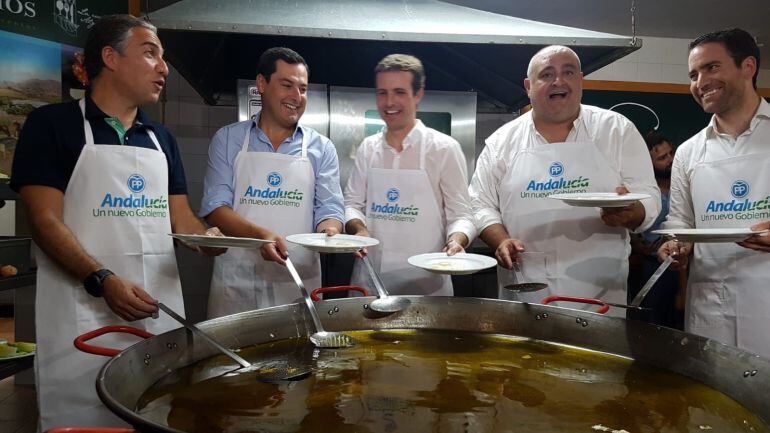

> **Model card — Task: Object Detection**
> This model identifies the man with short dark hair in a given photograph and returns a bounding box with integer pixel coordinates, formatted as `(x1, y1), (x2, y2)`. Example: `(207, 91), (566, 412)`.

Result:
(344, 54), (476, 295)
(201, 47), (344, 317)
(659, 28), (770, 356)
(470, 45), (660, 316)
(11, 14), (221, 429)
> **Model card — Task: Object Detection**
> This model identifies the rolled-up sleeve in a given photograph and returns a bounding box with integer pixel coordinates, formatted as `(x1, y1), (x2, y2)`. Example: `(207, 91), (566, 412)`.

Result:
(469, 136), (504, 232)
(313, 138), (345, 227)
(440, 141), (477, 243)
(618, 122), (661, 233)
(199, 127), (235, 218)
(343, 141), (369, 224)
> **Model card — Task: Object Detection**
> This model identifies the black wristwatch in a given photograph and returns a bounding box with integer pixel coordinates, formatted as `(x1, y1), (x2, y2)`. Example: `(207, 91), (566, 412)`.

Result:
(83, 268), (114, 297)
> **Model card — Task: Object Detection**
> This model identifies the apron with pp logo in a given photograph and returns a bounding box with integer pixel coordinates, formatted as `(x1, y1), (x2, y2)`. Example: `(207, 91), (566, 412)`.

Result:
(35, 99), (184, 429)
(208, 124), (319, 318)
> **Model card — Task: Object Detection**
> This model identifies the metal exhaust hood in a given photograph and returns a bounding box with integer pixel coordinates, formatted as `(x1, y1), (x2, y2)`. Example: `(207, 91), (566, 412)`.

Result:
(148, 0), (640, 110)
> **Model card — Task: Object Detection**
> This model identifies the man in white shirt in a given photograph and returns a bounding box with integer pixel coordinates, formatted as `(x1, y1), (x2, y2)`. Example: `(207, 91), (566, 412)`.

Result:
(344, 54), (477, 296)
(658, 29), (770, 356)
(469, 45), (660, 315)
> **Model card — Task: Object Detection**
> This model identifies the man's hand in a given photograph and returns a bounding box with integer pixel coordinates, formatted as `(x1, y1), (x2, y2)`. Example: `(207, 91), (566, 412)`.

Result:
(657, 240), (692, 270)
(102, 275), (158, 321)
(601, 186), (645, 230)
(443, 232), (469, 256)
(198, 226), (227, 256)
(495, 238), (526, 270)
(260, 231), (288, 266)
(351, 228), (371, 258)
(737, 221), (770, 252)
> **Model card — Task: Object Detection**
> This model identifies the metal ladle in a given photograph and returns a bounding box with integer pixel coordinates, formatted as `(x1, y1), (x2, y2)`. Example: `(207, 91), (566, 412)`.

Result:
(285, 256), (355, 348)
(503, 261), (548, 293)
(158, 303), (310, 380)
(361, 254), (411, 313)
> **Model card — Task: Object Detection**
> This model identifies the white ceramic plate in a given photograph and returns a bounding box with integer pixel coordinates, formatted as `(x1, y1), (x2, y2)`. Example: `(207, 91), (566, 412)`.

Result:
(169, 233), (274, 249)
(651, 228), (769, 243)
(549, 192), (651, 208)
(286, 233), (379, 253)
(408, 253), (497, 275)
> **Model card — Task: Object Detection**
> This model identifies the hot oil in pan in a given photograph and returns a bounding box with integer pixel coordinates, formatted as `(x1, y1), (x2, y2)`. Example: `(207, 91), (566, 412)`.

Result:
(136, 330), (768, 432)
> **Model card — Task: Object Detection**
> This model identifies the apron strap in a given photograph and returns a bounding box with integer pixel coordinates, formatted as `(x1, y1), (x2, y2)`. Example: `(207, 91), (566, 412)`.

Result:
(80, 98), (163, 152)
(299, 126), (308, 158)
(418, 139), (426, 171)
(79, 99), (95, 145)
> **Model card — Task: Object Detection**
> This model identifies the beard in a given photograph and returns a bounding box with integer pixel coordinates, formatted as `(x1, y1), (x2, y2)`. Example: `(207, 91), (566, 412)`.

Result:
(654, 166), (671, 180)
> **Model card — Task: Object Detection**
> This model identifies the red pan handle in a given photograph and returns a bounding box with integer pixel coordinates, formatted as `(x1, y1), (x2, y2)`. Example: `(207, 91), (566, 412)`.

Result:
(541, 295), (610, 315)
(310, 285), (370, 301)
(74, 326), (155, 357)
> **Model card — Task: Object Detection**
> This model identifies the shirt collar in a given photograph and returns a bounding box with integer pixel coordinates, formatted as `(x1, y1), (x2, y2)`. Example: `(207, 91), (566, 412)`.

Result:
(84, 95), (152, 128)
(705, 97), (770, 138)
(528, 106), (584, 143)
(251, 113), (304, 144)
(381, 119), (425, 151)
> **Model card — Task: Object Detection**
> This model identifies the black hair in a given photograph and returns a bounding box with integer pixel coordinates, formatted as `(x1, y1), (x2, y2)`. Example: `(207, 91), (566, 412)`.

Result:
(83, 14), (157, 82)
(256, 47), (308, 82)
(644, 130), (670, 152)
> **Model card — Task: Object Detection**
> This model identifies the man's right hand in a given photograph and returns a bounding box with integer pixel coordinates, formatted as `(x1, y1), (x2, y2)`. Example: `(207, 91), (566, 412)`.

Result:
(352, 227), (371, 259)
(657, 240), (692, 270)
(261, 233), (289, 265)
(495, 238), (526, 270)
(102, 275), (158, 321)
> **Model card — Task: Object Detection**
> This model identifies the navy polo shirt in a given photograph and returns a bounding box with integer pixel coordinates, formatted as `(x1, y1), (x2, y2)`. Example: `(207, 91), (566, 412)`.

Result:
(10, 97), (187, 195)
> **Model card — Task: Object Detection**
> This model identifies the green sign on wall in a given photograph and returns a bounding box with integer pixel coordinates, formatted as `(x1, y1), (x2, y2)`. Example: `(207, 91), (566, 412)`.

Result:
(0, 0), (127, 46)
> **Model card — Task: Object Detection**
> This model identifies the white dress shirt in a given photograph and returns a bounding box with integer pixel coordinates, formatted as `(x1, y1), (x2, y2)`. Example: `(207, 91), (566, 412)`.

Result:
(470, 104), (661, 233)
(344, 120), (477, 243)
(664, 98), (770, 229)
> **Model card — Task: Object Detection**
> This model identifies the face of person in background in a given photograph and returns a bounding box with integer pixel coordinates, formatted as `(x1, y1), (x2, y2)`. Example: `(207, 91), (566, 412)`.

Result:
(650, 140), (674, 179)
(525, 47), (583, 125)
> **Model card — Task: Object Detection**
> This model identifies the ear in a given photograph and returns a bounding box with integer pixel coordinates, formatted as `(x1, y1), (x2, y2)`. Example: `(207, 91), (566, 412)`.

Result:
(524, 78), (531, 95)
(256, 74), (267, 93)
(101, 45), (119, 72)
(740, 56), (757, 81)
(414, 88), (425, 104)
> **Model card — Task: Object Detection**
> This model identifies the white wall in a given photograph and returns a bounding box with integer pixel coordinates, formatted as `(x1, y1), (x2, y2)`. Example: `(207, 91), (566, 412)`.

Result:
(587, 35), (770, 87)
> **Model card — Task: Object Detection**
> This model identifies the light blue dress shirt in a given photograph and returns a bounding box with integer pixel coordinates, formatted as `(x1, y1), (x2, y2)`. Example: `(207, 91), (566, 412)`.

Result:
(200, 118), (344, 228)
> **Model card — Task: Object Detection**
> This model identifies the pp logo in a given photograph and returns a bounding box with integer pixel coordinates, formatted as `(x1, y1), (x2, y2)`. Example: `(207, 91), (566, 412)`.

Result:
(387, 188), (400, 203)
(267, 172), (282, 187)
(549, 161), (564, 177)
(127, 174), (146, 193)
(731, 180), (749, 199)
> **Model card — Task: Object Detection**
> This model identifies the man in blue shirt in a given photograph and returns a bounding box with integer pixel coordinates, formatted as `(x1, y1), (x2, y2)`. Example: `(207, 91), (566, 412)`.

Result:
(201, 47), (344, 317)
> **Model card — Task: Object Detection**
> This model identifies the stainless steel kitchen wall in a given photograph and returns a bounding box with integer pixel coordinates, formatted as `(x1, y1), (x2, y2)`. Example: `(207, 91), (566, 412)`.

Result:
(330, 86), (477, 185)
(236, 79), (329, 137)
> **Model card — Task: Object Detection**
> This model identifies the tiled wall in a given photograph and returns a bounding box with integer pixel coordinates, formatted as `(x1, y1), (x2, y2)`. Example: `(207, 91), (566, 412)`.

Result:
(587, 35), (770, 87)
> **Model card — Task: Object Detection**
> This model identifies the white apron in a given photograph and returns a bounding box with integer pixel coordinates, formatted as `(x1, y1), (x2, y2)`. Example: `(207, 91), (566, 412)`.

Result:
(35, 99), (184, 430)
(208, 125), (319, 318)
(499, 140), (628, 317)
(350, 141), (450, 296)
(688, 152), (770, 357)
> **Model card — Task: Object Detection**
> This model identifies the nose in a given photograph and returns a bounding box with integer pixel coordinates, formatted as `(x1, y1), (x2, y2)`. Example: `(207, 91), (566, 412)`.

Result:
(157, 58), (169, 77)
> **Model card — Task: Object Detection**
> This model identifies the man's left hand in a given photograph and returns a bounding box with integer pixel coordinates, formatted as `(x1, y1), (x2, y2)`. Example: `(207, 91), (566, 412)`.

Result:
(737, 221), (770, 252)
(601, 186), (645, 230)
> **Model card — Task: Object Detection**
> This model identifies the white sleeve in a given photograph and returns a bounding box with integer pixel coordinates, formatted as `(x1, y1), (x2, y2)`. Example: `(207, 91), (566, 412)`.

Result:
(343, 141), (369, 224)
(663, 148), (695, 229)
(438, 139), (478, 243)
(618, 121), (661, 233)
(469, 134), (504, 231)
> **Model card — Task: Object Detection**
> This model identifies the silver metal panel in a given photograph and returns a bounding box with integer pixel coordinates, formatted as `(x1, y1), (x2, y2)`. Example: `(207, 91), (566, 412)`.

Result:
(329, 86), (476, 186)
(149, 0), (637, 48)
(236, 79), (329, 137)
